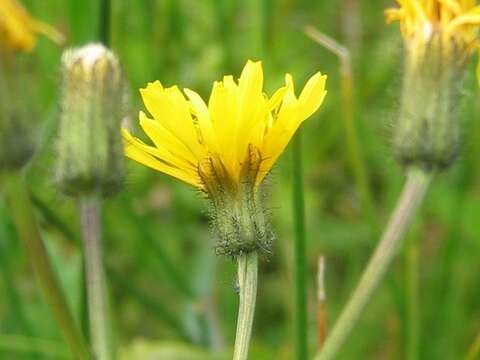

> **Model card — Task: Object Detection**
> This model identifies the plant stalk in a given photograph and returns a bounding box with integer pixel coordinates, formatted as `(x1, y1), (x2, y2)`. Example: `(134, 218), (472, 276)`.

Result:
(304, 25), (375, 223)
(405, 233), (420, 360)
(317, 256), (327, 351)
(4, 172), (90, 360)
(31, 194), (194, 341)
(291, 132), (309, 360)
(99, 0), (111, 46)
(232, 252), (258, 360)
(315, 168), (432, 360)
(79, 196), (112, 360)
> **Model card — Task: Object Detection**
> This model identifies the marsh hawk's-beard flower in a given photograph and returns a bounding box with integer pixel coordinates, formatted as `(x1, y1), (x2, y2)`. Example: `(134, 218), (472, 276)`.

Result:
(123, 60), (327, 257)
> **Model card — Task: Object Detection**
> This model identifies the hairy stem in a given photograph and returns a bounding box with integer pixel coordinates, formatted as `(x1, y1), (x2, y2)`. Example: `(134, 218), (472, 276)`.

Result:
(4, 172), (90, 360)
(79, 196), (112, 360)
(315, 168), (432, 360)
(233, 252), (258, 360)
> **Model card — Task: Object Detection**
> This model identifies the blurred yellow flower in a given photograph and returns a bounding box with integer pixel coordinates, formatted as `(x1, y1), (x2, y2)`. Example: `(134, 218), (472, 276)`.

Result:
(0, 0), (63, 52)
(386, 0), (480, 55)
(123, 60), (327, 193)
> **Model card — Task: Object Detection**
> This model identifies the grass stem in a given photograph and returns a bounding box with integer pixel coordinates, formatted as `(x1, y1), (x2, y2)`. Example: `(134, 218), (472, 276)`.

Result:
(317, 256), (327, 351)
(305, 26), (375, 223)
(99, 0), (111, 46)
(292, 132), (309, 360)
(315, 168), (432, 360)
(79, 196), (112, 360)
(31, 194), (194, 340)
(233, 252), (258, 360)
(0, 334), (70, 358)
(4, 172), (90, 360)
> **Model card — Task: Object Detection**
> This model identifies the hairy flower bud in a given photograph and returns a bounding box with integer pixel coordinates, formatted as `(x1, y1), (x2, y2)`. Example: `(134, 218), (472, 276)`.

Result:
(202, 147), (274, 257)
(56, 44), (128, 196)
(394, 33), (462, 170)
(0, 54), (35, 172)
(386, 0), (480, 170)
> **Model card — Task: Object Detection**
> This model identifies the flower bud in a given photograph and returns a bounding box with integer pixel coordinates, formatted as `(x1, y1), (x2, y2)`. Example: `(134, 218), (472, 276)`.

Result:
(203, 147), (274, 258)
(0, 55), (35, 172)
(385, 0), (480, 171)
(394, 33), (462, 170)
(56, 44), (128, 197)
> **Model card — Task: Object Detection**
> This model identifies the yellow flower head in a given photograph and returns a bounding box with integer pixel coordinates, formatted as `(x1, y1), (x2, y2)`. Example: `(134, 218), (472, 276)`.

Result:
(0, 0), (63, 52)
(386, 0), (480, 58)
(386, 1), (479, 169)
(122, 60), (327, 194)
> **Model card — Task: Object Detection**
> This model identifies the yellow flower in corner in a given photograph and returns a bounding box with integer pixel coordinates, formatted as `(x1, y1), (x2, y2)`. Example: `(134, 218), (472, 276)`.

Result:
(385, 0), (480, 61)
(122, 60), (327, 194)
(0, 0), (63, 52)
(386, 0), (480, 169)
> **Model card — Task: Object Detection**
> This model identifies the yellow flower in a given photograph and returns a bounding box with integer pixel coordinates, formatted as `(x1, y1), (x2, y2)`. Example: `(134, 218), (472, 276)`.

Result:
(0, 0), (63, 52)
(386, 0), (480, 59)
(122, 60), (327, 193)
(386, 1), (479, 169)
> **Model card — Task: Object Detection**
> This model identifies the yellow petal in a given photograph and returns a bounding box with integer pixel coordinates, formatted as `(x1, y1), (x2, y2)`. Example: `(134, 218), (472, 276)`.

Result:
(447, 13), (480, 34)
(208, 81), (237, 176)
(257, 72), (327, 183)
(0, 0), (63, 51)
(184, 88), (218, 152)
(439, 0), (462, 15)
(31, 20), (65, 45)
(137, 120), (197, 172)
(267, 86), (287, 111)
(140, 82), (203, 158)
(122, 129), (200, 187)
(258, 86), (299, 181)
(126, 60), (327, 190)
(237, 60), (264, 132)
(298, 72), (328, 120)
(139, 111), (198, 166)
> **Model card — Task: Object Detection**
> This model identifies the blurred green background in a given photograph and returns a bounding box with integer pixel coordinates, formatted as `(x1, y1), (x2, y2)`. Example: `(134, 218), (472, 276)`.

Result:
(1, 0), (480, 359)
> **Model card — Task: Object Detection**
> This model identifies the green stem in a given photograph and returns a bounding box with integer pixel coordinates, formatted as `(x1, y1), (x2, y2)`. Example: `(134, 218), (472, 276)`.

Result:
(405, 234), (420, 360)
(232, 252), (258, 360)
(99, 0), (111, 46)
(4, 172), (90, 360)
(304, 26), (374, 224)
(315, 168), (432, 360)
(30, 194), (193, 340)
(0, 334), (69, 358)
(0, 247), (37, 360)
(292, 132), (309, 360)
(0, 244), (34, 334)
(79, 196), (112, 360)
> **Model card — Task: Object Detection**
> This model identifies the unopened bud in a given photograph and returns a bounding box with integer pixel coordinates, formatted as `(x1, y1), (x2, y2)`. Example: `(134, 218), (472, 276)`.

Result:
(56, 43), (128, 196)
(0, 54), (35, 172)
(394, 33), (463, 170)
(203, 147), (274, 258)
